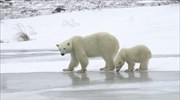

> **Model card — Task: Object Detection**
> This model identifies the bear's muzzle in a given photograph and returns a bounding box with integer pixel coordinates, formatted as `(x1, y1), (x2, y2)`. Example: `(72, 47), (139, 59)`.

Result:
(61, 53), (65, 56)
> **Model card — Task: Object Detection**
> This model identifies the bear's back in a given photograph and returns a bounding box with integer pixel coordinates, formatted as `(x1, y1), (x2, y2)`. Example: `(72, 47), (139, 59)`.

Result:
(127, 45), (151, 61)
(81, 32), (119, 57)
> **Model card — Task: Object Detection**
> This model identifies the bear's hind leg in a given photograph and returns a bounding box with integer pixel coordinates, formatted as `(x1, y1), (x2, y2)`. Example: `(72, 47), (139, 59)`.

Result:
(136, 61), (148, 71)
(102, 56), (115, 71)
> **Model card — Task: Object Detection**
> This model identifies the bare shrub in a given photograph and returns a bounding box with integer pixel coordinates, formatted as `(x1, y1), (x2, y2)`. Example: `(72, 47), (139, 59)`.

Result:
(16, 23), (30, 42)
(17, 33), (30, 41)
(0, 40), (4, 43)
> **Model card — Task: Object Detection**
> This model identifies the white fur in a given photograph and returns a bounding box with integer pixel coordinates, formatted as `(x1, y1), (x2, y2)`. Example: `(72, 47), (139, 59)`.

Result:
(115, 45), (151, 72)
(57, 32), (119, 73)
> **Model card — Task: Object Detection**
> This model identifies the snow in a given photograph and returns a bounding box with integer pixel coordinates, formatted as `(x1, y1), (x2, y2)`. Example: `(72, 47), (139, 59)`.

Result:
(1, 4), (180, 73)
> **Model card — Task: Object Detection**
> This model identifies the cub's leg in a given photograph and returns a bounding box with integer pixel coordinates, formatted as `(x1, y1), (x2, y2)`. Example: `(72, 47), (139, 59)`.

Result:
(125, 61), (135, 72)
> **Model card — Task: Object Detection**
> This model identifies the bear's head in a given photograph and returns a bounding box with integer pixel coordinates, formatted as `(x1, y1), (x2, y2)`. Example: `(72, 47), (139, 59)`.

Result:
(115, 57), (125, 72)
(56, 40), (72, 56)
(115, 49), (126, 72)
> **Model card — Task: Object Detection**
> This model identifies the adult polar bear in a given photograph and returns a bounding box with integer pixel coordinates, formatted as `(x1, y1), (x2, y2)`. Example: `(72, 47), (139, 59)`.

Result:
(56, 32), (119, 73)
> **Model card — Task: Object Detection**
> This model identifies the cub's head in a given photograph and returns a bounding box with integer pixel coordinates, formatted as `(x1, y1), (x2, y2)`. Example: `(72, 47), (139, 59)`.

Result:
(56, 40), (72, 56)
(115, 57), (125, 72)
(115, 49), (126, 72)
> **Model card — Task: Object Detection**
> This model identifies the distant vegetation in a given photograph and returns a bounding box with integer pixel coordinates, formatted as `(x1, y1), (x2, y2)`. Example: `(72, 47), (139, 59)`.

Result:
(0, 0), (179, 19)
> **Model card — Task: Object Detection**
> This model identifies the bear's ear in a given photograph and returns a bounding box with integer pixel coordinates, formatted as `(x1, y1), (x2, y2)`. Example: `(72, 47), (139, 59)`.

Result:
(56, 44), (59, 47)
(67, 43), (70, 46)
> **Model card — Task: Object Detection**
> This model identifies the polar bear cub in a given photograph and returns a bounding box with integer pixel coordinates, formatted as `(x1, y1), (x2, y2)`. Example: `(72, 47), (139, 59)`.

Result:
(115, 45), (151, 72)
(56, 32), (119, 73)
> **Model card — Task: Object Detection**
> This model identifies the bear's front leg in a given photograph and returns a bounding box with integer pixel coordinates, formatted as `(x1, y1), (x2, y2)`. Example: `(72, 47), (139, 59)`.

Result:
(101, 55), (115, 72)
(63, 53), (79, 72)
(100, 65), (107, 71)
(76, 53), (89, 73)
(125, 62), (135, 72)
(63, 68), (73, 71)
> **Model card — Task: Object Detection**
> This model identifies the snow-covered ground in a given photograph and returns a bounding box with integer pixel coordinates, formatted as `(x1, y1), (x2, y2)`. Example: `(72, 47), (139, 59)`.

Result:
(1, 4), (179, 73)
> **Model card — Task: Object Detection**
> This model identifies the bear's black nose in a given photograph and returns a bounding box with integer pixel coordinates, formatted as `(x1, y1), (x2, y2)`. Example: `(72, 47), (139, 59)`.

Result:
(116, 68), (120, 73)
(61, 53), (65, 56)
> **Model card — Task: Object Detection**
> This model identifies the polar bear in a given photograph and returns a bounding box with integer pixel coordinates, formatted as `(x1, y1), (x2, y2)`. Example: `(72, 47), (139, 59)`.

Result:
(115, 45), (151, 72)
(56, 32), (119, 73)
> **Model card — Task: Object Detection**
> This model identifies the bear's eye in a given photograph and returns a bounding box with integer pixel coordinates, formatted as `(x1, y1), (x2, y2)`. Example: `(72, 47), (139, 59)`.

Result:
(119, 62), (121, 64)
(67, 43), (70, 46)
(63, 48), (66, 50)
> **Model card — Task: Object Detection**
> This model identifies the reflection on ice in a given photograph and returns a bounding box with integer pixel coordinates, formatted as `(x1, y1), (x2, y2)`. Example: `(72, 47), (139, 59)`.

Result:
(65, 71), (151, 86)
(0, 71), (179, 100)
(1, 71), (178, 91)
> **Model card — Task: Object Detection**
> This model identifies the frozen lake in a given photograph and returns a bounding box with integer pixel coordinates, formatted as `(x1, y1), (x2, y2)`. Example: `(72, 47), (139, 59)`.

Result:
(1, 50), (179, 100)
(1, 71), (179, 100)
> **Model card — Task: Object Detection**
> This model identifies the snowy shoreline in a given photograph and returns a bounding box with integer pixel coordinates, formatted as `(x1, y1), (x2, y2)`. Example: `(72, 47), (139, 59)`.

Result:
(1, 4), (179, 73)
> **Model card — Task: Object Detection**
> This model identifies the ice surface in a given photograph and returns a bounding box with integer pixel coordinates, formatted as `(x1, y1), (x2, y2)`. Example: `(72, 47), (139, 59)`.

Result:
(1, 71), (179, 100)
